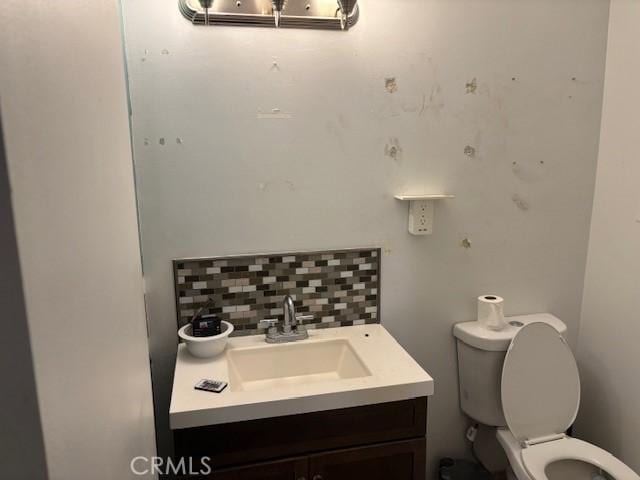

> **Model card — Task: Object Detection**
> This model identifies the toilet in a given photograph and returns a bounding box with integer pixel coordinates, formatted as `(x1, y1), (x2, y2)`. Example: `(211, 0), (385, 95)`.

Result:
(453, 314), (640, 480)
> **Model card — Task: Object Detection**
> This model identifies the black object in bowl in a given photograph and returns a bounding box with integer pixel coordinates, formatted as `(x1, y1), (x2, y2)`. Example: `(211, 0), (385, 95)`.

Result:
(191, 314), (222, 337)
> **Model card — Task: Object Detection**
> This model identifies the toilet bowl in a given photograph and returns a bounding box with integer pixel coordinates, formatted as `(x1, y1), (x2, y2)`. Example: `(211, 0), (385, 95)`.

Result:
(497, 429), (638, 480)
(453, 318), (640, 480)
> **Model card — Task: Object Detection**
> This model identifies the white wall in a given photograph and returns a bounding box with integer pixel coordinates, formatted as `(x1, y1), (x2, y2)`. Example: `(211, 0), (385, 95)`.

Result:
(0, 1), (157, 479)
(121, 0), (609, 473)
(575, 0), (640, 471)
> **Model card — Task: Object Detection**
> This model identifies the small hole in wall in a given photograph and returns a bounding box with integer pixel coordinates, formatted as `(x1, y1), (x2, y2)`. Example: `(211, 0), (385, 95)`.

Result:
(365, 334), (369, 337)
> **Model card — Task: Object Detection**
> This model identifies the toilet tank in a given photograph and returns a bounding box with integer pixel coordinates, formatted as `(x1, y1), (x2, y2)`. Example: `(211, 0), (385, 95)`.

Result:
(453, 313), (567, 426)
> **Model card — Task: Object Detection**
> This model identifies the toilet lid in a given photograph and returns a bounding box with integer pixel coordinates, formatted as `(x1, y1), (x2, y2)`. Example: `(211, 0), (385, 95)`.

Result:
(501, 322), (580, 444)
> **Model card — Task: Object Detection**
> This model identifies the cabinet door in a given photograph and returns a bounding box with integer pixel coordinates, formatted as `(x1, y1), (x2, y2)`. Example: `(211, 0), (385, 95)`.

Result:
(174, 398), (427, 468)
(211, 456), (308, 480)
(308, 438), (426, 480)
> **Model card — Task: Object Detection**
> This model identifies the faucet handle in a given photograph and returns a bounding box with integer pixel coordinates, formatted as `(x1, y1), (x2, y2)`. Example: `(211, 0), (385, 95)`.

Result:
(296, 315), (313, 324)
(259, 319), (279, 330)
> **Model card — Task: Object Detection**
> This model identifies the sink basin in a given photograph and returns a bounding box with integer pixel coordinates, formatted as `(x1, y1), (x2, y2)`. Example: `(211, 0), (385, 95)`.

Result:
(227, 338), (371, 392)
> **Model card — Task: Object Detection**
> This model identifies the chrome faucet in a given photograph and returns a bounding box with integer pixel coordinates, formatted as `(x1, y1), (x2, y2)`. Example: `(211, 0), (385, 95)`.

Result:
(259, 295), (312, 343)
(283, 295), (297, 333)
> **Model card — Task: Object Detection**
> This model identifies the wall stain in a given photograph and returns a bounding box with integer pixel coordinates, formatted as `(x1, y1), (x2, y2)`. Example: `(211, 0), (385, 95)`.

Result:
(421, 83), (445, 116)
(512, 194), (530, 211)
(461, 238), (472, 249)
(511, 162), (525, 180)
(464, 145), (476, 158)
(258, 180), (296, 192)
(158, 137), (166, 146)
(161, 49), (169, 55)
(512, 161), (544, 183)
(418, 93), (427, 115)
(385, 77), (398, 93)
(465, 78), (478, 94)
(384, 138), (402, 162)
(400, 84), (443, 114)
(338, 114), (350, 130)
(325, 120), (347, 153)
(417, 58), (445, 116)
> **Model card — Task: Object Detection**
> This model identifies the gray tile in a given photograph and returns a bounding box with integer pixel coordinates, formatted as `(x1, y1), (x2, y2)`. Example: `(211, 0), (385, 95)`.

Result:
(173, 248), (381, 335)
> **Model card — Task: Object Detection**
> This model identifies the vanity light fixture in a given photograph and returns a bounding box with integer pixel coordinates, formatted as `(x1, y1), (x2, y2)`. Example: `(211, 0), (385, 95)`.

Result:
(180, 0), (360, 30)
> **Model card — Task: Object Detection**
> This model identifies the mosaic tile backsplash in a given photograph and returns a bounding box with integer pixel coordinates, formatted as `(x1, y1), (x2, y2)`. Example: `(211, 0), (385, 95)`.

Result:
(173, 248), (380, 336)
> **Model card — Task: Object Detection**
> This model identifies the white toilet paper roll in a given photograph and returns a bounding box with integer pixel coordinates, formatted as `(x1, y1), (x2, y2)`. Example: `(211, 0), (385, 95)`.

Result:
(478, 295), (507, 331)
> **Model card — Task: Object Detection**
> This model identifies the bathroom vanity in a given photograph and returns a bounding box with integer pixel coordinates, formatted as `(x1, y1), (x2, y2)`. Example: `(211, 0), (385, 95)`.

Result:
(170, 324), (433, 479)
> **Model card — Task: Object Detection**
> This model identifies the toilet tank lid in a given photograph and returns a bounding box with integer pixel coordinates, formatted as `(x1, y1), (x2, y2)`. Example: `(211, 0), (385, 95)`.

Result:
(453, 313), (567, 352)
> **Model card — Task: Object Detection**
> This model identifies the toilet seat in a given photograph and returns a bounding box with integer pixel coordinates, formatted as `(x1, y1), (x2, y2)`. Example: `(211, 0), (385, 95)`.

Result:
(501, 322), (580, 445)
(521, 436), (640, 479)
(497, 323), (640, 480)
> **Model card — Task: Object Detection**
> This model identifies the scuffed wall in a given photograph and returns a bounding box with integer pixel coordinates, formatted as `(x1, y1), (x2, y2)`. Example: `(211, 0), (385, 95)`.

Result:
(121, 0), (609, 473)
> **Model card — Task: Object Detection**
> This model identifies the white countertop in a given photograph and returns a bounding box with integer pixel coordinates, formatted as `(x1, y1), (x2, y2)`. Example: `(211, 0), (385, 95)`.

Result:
(170, 324), (434, 430)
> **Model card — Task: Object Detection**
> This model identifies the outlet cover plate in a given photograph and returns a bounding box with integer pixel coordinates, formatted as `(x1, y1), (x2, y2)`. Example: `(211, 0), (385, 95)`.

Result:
(408, 199), (434, 235)
(394, 194), (454, 236)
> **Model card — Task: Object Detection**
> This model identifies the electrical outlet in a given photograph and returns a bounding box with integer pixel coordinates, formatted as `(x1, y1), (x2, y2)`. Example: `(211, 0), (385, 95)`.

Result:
(394, 194), (454, 235)
(408, 199), (434, 235)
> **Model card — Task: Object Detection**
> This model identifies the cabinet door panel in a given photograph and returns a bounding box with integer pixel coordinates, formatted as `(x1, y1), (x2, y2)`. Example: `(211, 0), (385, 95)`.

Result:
(308, 438), (425, 480)
(211, 456), (307, 480)
(174, 397), (427, 468)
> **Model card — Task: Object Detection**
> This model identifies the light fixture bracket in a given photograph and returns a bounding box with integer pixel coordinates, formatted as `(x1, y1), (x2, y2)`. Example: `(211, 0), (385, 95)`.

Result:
(179, 0), (360, 30)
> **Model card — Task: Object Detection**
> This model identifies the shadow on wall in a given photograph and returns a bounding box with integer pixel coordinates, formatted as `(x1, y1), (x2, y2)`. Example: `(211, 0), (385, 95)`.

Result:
(575, 354), (621, 453)
(0, 117), (49, 479)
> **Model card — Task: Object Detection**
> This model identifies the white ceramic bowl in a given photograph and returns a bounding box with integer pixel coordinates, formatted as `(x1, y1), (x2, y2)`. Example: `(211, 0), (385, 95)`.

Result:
(178, 321), (234, 358)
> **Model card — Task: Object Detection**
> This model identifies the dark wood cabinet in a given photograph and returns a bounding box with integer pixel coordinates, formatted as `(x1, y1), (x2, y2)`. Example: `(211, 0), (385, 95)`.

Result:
(212, 438), (425, 480)
(308, 438), (426, 480)
(174, 397), (427, 480)
(213, 457), (307, 480)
